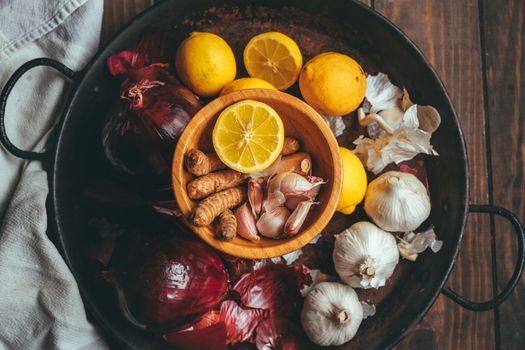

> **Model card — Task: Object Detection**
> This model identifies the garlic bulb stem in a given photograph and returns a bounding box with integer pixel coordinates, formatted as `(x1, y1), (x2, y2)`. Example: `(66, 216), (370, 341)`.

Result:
(336, 310), (350, 324)
(333, 222), (399, 289)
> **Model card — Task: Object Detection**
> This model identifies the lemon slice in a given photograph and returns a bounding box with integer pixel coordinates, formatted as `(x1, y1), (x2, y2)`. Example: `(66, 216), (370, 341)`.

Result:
(212, 100), (285, 173)
(243, 32), (303, 90)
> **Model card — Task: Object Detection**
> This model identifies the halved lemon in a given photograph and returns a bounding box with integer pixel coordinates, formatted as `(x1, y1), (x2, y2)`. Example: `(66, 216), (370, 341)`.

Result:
(243, 32), (303, 90)
(212, 100), (285, 173)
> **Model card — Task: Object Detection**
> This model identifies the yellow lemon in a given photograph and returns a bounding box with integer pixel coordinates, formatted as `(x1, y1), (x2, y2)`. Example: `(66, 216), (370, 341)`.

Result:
(337, 147), (367, 215)
(212, 100), (284, 173)
(243, 32), (303, 90)
(175, 32), (236, 97)
(299, 52), (366, 116)
(220, 77), (277, 96)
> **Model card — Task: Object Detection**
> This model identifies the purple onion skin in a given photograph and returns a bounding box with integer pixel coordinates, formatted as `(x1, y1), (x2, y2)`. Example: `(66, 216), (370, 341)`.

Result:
(108, 235), (229, 327)
(102, 65), (201, 178)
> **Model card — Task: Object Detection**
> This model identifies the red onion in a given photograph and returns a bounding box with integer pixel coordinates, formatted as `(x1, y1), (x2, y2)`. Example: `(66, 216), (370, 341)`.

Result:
(233, 264), (312, 316)
(255, 313), (306, 350)
(163, 322), (227, 350)
(104, 235), (228, 328)
(103, 61), (201, 177)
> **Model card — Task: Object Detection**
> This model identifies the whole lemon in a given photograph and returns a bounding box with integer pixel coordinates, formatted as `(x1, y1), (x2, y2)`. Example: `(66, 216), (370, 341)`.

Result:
(299, 52), (366, 116)
(220, 77), (276, 96)
(175, 32), (236, 97)
(337, 147), (367, 215)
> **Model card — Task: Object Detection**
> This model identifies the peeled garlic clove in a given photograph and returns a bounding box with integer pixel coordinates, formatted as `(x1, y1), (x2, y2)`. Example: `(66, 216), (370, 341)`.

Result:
(379, 106), (405, 130)
(417, 105), (441, 133)
(248, 179), (263, 218)
(301, 282), (363, 346)
(364, 171), (431, 232)
(235, 202), (260, 241)
(284, 200), (317, 236)
(333, 222), (399, 289)
(256, 206), (290, 239)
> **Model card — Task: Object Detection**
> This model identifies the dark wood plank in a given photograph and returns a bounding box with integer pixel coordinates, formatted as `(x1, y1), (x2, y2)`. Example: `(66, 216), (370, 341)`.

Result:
(481, 0), (525, 348)
(372, 1), (496, 349)
(100, 0), (156, 44)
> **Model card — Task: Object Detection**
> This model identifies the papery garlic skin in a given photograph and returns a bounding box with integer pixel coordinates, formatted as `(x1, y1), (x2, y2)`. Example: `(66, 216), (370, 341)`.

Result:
(301, 282), (363, 346)
(365, 171), (431, 232)
(333, 222), (399, 289)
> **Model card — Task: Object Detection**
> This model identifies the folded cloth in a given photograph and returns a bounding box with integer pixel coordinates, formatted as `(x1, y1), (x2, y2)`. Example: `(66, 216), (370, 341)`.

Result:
(0, 0), (108, 349)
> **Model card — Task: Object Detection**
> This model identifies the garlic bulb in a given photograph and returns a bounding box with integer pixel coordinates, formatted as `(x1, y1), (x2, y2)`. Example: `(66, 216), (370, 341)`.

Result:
(301, 282), (363, 346)
(364, 171), (431, 232)
(333, 222), (399, 289)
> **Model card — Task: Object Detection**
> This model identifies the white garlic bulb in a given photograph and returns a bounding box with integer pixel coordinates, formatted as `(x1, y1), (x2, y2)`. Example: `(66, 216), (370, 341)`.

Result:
(333, 221), (399, 289)
(364, 171), (431, 232)
(301, 282), (363, 346)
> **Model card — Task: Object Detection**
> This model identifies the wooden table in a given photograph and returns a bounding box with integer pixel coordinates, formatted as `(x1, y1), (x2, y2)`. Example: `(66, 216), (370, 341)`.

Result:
(101, 1), (525, 349)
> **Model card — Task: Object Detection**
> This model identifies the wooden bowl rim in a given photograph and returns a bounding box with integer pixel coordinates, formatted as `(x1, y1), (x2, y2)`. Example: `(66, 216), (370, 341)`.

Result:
(172, 89), (342, 258)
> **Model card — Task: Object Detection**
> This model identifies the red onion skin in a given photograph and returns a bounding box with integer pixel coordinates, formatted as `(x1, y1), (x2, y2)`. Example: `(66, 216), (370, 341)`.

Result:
(233, 264), (312, 316)
(108, 236), (229, 327)
(163, 322), (227, 350)
(102, 64), (201, 177)
(107, 50), (149, 76)
(220, 301), (269, 344)
(255, 314), (307, 350)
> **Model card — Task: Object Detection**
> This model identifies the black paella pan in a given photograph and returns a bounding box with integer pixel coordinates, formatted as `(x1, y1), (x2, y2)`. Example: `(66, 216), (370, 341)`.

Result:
(1, 1), (524, 349)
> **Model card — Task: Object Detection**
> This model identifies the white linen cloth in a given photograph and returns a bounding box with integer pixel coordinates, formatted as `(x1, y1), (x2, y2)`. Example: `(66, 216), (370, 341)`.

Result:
(0, 0), (108, 349)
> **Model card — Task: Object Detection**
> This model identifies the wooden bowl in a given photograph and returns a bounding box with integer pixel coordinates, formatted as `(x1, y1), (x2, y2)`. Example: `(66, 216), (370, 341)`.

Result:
(172, 89), (342, 259)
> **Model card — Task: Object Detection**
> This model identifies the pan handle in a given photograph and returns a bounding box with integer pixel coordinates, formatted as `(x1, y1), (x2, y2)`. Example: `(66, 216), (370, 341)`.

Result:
(0, 58), (77, 161)
(442, 204), (525, 311)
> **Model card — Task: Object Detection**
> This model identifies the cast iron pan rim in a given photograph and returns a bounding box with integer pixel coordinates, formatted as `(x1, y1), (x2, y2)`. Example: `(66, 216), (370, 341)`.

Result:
(349, 1), (470, 347)
(50, 0), (469, 349)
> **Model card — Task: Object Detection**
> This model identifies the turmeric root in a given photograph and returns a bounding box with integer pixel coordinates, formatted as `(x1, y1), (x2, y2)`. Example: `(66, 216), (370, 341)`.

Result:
(191, 187), (247, 226)
(187, 169), (246, 199)
(282, 137), (301, 155)
(274, 152), (312, 176)
(216, 209), (237, 241)
(185, 149), (226, 176)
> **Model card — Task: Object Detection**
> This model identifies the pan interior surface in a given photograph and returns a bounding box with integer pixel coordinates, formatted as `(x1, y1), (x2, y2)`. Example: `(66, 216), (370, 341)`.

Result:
(51, 1), (468, 349)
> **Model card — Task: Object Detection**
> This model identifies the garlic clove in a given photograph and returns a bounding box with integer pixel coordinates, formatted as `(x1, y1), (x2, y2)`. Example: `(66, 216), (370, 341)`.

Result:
(378, 106), (405, 130)
(262, 190), (286, 213)
(417, 105), (441, 133)
(267, 172), (322, 197)
(284, 200), (317, 236)
(273, 152), (312, 176)
(248, 179), (263, 218)
(256, 206), (290, 239)
(235, 202), (260, 241)
(364, 171), (431, 232)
